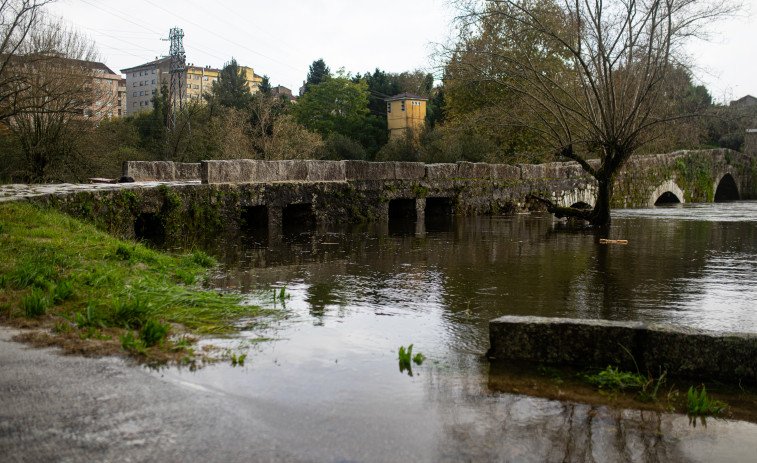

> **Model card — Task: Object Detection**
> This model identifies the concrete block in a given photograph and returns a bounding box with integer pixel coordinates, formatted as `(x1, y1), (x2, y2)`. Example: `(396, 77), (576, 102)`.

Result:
(393, 162), (426, 180)
(519, 164), (546, 179)
(488, 316), (757, 382)
(306, 160), (346, 182)
(425, 163), (457, 180)
(491, 164), (520, 180)
(457, 162), (492, 179)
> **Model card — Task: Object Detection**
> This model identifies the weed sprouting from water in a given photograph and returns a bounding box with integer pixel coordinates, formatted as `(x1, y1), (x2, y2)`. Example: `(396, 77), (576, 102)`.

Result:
(687, 385), (726, 420)
(271, 285), (290, 304)
(399, 345), (426, 375)
(231, 353), (246, 367)
(584, 366), (646, 391)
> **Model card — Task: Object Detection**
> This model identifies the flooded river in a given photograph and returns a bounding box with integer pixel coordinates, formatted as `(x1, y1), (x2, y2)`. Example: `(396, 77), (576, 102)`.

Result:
(161, 201), (757, 462)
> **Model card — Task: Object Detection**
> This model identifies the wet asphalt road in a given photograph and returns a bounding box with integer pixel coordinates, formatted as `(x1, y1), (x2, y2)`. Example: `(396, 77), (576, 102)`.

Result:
(0, 328), (310, 463)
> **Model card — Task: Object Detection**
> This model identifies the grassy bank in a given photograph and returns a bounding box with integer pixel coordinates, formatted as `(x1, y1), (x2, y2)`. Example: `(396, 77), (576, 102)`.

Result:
(0, 201), (277, 364)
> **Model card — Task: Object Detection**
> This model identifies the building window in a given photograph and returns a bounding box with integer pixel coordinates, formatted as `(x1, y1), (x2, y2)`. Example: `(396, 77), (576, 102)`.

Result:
(133, 82), (137, 87)
(139, 91), (143, 96)
(133, 92), (137, 97)
(132, 102), (137, 107)
(194, 85), (198, 89)
(203, 76), (208, 81)
(152, 79), (156, 84)
(95, 100), (102, 105)
(152, 89), (156, 94)
(187, 84), (191, 88)
(132, 73), (136, 77)
(152, 69), (155, 74)
(401, 101), (405, 111)
(139, 82), (143, 86)
(387, 102), (391, 113)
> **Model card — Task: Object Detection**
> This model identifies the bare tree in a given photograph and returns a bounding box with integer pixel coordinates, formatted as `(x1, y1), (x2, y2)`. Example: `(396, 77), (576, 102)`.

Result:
(447, 0), (734, 225)
(5, 17), (106, 181)
(0, 0), (53, 123)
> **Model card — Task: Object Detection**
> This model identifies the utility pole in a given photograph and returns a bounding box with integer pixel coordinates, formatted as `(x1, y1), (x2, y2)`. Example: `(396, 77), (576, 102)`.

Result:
(166, 27), (186, 130)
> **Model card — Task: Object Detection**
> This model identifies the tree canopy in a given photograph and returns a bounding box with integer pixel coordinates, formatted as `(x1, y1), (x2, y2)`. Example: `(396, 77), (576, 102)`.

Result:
(294, 76), (370, 139)
(448, 0), (734, 225)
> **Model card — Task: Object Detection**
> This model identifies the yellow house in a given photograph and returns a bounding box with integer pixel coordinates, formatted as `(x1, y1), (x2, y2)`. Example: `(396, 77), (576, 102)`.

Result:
(386, 93), (428, 138)
(239, 66), (263, 95)
(186, 64), (221, 103)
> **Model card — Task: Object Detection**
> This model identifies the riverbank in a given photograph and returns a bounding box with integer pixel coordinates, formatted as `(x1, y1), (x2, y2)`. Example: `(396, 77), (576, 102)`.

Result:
(0, 202), (279, 365)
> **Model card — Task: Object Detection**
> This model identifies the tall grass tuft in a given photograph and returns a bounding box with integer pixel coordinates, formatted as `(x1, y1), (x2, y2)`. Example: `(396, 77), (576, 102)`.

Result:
(139, 319), (170, 347)
(20, 288), (49, 317)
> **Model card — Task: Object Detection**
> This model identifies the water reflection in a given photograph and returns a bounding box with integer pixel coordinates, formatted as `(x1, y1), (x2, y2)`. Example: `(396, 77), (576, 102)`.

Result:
(158, 201), (757, 461)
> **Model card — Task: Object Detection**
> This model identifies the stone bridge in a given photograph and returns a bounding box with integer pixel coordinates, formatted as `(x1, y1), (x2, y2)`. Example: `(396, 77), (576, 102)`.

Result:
(6, 148), (755, 241)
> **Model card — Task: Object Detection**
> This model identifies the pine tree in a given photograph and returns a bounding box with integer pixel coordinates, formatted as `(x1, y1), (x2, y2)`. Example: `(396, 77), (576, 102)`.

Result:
(208, 58), (252, 110)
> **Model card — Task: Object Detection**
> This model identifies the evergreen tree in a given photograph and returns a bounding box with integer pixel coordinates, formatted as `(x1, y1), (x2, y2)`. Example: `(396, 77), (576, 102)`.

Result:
(208, 58), (252, 110)
(303, 58), (330, 93)
(259, 75), (272, 97)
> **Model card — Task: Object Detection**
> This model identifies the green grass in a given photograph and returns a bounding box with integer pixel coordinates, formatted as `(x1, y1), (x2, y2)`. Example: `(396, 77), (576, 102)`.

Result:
(0, 202), (279, 355)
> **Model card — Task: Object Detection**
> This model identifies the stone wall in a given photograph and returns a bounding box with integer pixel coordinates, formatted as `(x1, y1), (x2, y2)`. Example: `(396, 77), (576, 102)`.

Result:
(123, 161), (201, 181)
(488, 316), (757, 383)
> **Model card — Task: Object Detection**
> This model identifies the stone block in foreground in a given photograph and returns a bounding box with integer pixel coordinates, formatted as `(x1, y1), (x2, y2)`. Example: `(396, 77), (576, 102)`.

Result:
(488, 316), (757, 382)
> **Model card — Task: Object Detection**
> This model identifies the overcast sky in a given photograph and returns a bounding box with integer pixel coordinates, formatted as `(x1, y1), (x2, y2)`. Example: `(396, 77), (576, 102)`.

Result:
(48, 0), (755, 103)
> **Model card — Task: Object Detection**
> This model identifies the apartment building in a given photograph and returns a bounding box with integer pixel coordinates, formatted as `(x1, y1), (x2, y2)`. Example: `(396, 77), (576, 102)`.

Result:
(86, 61), (124, 119)
(121, 57), (170, 115)
(122, 58), (264, 115)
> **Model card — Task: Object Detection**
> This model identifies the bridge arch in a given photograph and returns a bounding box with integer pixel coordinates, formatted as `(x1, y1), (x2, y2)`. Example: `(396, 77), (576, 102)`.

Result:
(714, 173), (740, 202)
(649, 180), (685, 206)
(557, 185), (596, 209)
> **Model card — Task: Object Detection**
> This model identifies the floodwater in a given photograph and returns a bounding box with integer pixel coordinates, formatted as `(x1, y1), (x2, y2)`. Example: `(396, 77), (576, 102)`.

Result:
(160, 201), (757, 462)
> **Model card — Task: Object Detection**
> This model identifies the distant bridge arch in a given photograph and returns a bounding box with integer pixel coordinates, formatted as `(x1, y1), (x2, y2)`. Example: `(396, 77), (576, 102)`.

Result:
(649, 180), (685, 207)
(714, 173), (740, 201)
